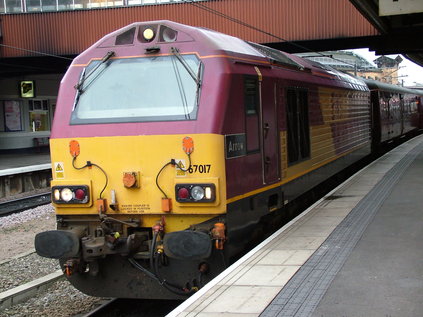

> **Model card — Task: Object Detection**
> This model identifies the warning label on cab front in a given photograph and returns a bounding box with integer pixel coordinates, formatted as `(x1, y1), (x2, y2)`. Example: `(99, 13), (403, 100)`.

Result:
(175, 159), (187, 177)
(54, 162), (65, 179)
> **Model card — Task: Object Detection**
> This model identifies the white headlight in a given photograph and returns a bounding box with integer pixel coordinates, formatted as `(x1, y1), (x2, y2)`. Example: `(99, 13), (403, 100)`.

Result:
(143, 28), (155, 41)
(53, 189), (61, 201)
(60, 188), (73, 202)
(205, 187), (212, 200)
(191, 186), (205, 201)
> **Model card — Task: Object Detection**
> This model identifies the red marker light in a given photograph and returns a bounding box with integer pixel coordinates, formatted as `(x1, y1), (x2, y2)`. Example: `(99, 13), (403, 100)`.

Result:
(69, 140), (80, 158)
(74, 189), (86, 200)
(177, 187), (189, 200)
(182, 136), (194, 155)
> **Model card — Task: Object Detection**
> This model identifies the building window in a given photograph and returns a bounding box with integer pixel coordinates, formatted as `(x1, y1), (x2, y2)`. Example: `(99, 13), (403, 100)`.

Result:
(29, 100), (49, 132)
(5, 0), (23, 12)
(2, 0), (192, 12)
(26, 0), (41, 11)
(41, 0), (57, 11)
(57, 0), (73, 10)
(286, 89), (310, 164)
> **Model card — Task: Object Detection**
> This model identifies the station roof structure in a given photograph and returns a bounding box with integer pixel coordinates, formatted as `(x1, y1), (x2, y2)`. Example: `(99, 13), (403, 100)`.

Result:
(296, 50), (379, 72)
(349, 0), (423, 66)
(0, 0), (423, 77)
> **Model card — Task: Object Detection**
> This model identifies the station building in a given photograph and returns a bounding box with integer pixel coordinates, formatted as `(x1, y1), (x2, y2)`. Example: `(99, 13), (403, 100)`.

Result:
(0, 74), (60, 152)
(297, 51), (405, 85)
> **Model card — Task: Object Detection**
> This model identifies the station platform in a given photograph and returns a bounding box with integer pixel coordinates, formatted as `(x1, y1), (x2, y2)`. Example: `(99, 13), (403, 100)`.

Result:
(0, 152), (51, 176)
(0, 152), (51, 199)
(168, 135), (423, 317)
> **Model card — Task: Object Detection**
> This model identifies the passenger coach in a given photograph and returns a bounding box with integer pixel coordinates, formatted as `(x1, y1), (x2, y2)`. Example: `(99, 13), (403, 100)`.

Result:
(365, 79), (422, 148)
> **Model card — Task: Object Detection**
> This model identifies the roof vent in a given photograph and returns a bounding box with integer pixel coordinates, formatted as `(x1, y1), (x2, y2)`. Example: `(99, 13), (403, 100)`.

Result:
(115, 27), (135, 45)
(160, 26), (178, 43)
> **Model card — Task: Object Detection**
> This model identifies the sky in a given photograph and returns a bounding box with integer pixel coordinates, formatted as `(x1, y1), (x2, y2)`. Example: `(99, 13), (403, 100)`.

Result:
(349, 48), (423, 87)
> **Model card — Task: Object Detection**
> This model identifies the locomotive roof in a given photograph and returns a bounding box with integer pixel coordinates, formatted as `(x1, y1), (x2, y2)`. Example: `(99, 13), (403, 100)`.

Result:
(177, 21), (367, 89)
(86, 20), (368, 91)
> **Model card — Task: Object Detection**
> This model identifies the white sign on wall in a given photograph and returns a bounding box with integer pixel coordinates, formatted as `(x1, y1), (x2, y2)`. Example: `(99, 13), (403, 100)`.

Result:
(380, 0), (423, 16)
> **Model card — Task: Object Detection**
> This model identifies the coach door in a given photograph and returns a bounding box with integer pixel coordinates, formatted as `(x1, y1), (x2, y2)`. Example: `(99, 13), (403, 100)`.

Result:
(256, 67), (280, 184)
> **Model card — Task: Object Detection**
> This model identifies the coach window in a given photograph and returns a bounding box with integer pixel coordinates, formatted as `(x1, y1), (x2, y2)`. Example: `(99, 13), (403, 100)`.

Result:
(244, 77), (260, 152)
(286, 88), (310, 164)
(380, 92), (390, 120)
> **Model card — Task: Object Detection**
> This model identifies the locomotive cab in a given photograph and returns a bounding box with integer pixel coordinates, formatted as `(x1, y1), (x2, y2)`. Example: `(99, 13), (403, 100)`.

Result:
(35, 21), (232, 298)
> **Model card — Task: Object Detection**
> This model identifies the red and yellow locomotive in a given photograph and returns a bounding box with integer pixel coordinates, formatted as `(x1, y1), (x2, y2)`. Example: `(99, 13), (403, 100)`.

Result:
(35, 21), (422, 299)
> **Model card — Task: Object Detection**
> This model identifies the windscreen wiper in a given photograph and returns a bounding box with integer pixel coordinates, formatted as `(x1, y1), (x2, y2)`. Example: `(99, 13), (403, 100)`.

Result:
(170, 47), (202, 88)
(74, 51), (115, 93)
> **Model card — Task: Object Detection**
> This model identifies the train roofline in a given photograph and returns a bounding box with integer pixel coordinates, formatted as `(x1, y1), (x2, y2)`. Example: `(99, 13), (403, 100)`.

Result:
(363, 78), (423, 95)
(71, 20), (369, 91)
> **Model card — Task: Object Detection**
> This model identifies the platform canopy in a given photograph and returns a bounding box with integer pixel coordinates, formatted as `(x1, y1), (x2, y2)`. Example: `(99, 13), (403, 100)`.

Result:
(350, 0), (423, 67)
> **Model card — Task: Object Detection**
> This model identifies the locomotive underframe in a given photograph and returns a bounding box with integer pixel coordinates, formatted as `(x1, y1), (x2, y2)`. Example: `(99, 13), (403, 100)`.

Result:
(54, 215), (226, 299)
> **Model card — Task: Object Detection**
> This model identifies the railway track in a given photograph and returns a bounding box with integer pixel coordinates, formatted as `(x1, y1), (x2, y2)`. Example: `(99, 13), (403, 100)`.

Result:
(0, 192), (51, 216)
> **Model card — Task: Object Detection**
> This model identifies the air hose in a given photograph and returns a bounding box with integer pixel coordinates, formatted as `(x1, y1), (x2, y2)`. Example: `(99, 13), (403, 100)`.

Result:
(129, 232), (199, 296)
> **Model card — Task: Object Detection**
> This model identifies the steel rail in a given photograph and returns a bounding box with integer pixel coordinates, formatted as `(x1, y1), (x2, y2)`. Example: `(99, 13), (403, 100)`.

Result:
(0, 270), (63, 310)
(0, 192), (51, 216)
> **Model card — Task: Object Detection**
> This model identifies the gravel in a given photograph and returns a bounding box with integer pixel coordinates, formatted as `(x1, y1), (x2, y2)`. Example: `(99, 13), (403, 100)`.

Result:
(0, 280), (103, 317)
(0, 203), (55, 230)
(0, 204), (104, 316)
(0, 204), (56, 262)
(0, 252), (60, 293)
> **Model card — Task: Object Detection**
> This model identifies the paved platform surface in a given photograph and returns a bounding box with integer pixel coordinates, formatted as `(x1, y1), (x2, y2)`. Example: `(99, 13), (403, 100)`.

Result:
(0, 153), (51, 175)
(311, 142), (423, 317)
(168, 135), (423, 317)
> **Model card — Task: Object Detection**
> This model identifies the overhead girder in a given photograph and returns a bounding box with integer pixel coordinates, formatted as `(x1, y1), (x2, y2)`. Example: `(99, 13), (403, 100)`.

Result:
(349, 0), (423, 67)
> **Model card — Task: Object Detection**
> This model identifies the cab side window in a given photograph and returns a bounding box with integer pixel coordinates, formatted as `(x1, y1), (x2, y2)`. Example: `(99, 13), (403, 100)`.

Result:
(244, 77), (260, 153)
(286, 88), (310, 164)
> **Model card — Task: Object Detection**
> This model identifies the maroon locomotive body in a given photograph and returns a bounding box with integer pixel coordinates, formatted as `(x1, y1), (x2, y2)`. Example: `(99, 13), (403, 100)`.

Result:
(35, 21), (422, 299)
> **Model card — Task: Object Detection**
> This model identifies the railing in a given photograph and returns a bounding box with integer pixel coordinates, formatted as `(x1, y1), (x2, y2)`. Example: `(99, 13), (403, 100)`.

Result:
(0, 0), (187, 14)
